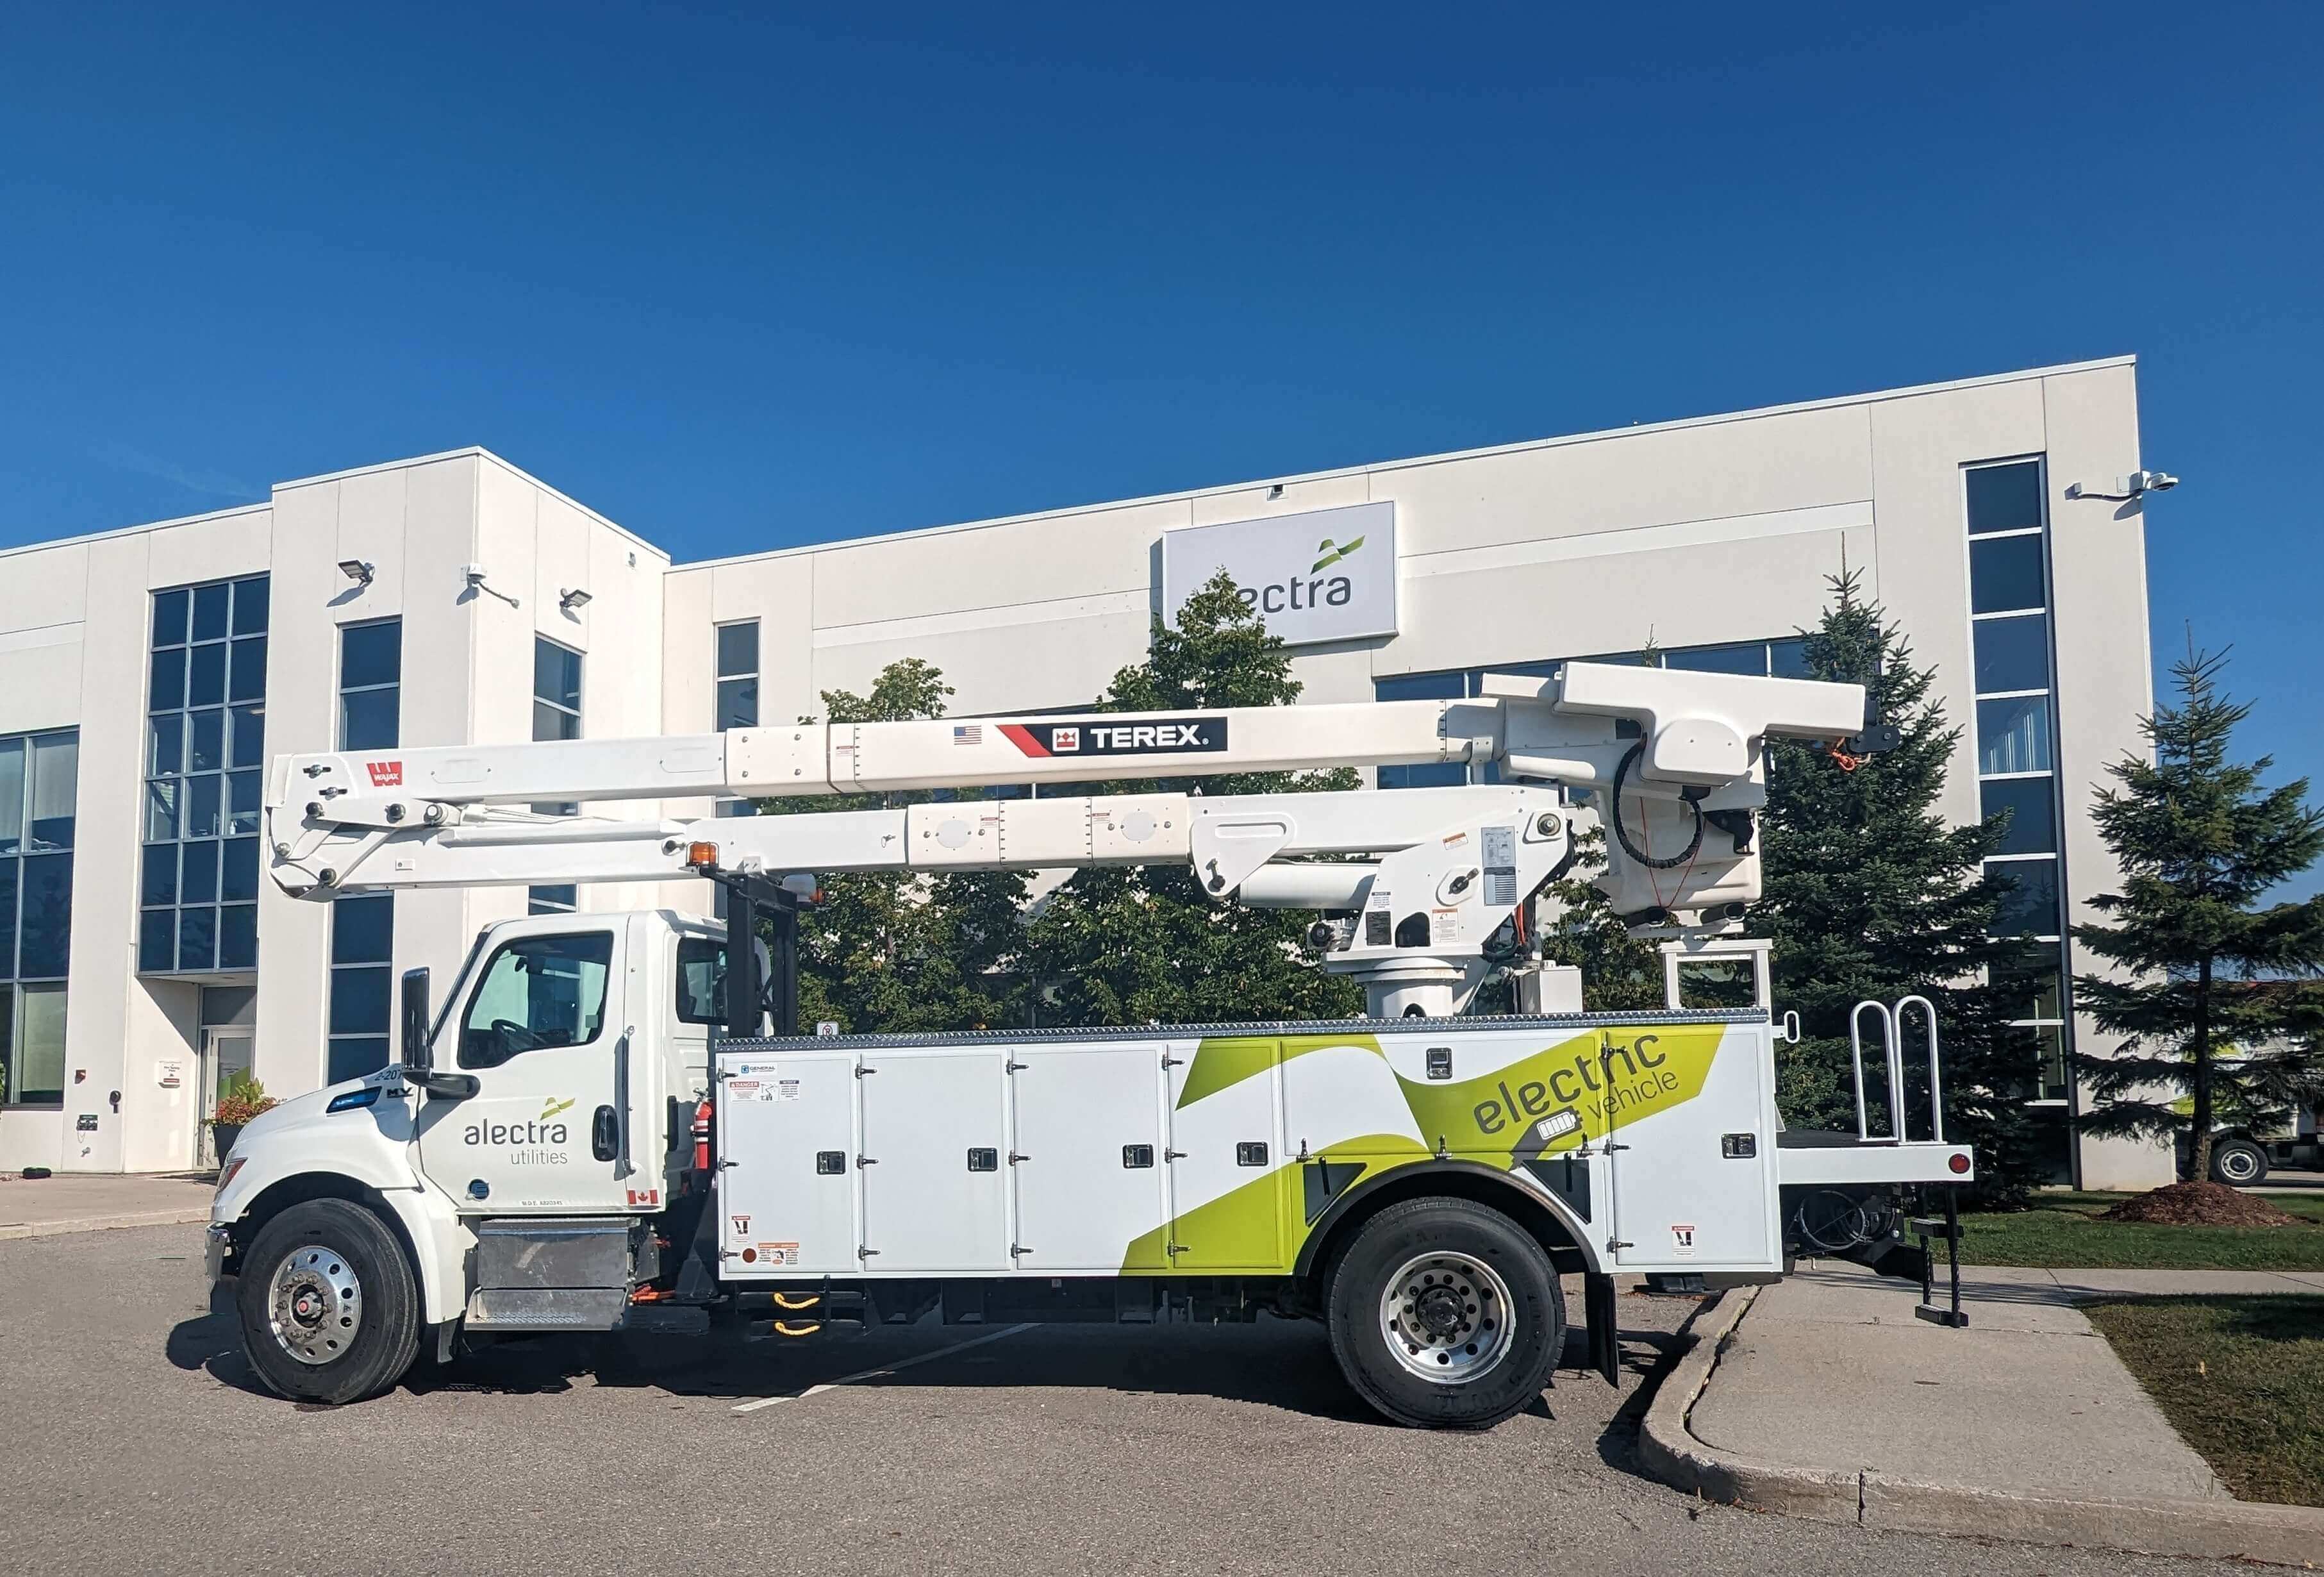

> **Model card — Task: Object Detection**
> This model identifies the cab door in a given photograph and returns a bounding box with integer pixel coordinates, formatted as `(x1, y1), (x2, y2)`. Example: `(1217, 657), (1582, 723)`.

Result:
(413, 917), (638, 1215)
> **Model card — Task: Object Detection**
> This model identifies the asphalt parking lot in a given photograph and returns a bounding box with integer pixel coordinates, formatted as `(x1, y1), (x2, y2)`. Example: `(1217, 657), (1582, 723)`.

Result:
(0, 1224), (2253, 1577)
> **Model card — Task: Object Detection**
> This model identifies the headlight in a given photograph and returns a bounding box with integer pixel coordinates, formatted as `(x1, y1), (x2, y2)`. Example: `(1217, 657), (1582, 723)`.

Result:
(216, 1156), (246, 1192)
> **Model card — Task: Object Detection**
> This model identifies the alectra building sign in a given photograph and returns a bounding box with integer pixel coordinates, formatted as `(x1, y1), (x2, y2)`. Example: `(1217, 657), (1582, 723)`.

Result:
(1161, 501), (1398, 646)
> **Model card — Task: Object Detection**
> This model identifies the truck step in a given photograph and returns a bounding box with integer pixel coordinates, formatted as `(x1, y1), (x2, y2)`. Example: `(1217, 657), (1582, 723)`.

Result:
(465, 1287), (628, 1331)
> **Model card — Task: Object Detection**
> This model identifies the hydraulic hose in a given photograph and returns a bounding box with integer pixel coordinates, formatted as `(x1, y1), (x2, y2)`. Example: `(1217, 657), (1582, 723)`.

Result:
(1609, 740), (1705, 871)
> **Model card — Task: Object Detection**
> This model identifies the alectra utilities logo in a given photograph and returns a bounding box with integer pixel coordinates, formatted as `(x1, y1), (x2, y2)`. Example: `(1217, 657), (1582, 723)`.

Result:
(462, 1094), (576, 1151)
(1237, 532), (1371, 617)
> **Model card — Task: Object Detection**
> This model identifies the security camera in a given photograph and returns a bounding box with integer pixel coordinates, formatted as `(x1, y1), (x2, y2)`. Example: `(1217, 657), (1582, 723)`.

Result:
(2066, 471), (2179, 501)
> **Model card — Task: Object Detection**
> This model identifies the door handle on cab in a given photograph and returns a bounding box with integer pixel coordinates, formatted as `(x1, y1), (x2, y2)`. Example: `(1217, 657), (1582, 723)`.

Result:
(592, 1105), (619, 1162)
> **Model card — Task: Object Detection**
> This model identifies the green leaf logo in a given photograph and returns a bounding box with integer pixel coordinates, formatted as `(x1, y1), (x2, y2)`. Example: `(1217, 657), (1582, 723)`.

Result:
(540, 1096), (576, 1121)
(1311, 535), (1366, 574)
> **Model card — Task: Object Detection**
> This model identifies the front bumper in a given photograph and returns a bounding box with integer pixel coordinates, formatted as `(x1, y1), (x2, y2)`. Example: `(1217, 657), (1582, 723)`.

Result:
(205, 1222), (235, 1283)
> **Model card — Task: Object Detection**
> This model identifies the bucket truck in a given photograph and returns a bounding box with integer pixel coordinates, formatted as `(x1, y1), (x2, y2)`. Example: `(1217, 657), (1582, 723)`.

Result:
(207, 661), (1970, 1428)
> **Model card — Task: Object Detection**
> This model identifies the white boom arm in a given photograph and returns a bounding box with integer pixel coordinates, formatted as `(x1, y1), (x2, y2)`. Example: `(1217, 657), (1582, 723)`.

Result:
(266, 662), (1866, 1016)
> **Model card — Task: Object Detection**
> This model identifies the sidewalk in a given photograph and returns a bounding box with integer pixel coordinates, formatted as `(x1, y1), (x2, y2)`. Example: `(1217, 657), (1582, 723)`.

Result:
(1638, 1258), (2324, 1564)
(0, 1172), (216, 1240)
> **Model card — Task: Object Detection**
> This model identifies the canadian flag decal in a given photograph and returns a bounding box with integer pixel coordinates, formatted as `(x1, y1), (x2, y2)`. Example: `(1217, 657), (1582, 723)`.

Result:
(365, 760), (403, 788)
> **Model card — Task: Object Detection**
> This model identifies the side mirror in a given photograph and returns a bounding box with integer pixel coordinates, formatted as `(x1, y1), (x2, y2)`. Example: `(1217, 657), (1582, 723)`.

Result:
(401, 965), (479, 1100)
(400, 967), (432, 1076)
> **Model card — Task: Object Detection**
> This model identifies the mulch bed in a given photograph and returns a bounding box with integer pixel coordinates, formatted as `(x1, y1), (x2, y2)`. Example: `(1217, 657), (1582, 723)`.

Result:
(2097, 1180), (2300, 1227)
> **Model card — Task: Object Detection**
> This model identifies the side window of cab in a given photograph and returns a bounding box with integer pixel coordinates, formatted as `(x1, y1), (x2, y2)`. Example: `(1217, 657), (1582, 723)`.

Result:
(674, 936), (724, 1026)
(458, 931), (615, 1070)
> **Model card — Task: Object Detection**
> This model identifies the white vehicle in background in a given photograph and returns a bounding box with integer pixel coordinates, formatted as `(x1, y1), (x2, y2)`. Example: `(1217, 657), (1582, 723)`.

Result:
(208, 662), (1971, 1428)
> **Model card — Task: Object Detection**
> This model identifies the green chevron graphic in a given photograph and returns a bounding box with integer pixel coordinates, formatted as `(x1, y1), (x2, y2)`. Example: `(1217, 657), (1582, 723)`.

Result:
(1310, 535), (1366, 573)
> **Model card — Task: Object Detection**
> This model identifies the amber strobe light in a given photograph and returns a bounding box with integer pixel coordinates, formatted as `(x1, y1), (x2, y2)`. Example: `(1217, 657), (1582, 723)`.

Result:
(685, 841), (719, 870)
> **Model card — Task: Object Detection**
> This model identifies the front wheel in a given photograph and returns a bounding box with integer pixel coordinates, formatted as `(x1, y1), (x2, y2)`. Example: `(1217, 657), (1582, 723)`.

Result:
(1325, 1197), (1564, 1429)
(237, 1198), (423, 1404)
(2211, 1138), (2269, 1186)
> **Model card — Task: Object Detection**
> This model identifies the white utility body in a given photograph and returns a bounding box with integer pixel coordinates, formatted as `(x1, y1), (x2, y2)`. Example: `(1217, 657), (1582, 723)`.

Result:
(209, 660), (1971, 1428)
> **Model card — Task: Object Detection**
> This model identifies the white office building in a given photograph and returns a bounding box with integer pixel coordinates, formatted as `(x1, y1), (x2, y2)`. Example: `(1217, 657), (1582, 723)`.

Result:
(0, 356), (2168, 1188)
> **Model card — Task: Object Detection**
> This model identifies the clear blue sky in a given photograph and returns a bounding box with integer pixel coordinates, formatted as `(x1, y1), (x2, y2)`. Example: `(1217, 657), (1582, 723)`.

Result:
(3, 3), (2320, 872)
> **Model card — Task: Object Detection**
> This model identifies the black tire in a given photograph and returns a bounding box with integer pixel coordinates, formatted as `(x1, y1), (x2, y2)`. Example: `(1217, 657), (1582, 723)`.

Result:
(2211, 1138), (2269, 1186)
(237, 1199), (424, 1405)
(1325, 1197), (1563, 1429)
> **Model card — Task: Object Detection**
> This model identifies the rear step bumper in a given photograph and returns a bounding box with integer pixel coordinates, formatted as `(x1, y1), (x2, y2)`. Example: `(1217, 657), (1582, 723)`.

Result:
(1777, 1139), (1973, 1187)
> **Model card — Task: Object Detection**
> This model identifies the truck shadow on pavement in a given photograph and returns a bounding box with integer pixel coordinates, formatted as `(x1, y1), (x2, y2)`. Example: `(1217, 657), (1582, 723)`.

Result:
(168, 1282), (1661, 1428)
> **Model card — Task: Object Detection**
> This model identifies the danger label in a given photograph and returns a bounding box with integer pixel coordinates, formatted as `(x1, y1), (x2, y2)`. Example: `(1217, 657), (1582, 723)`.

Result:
(756, 1242), (800, 1267)
(1670, 1223), (1697, 1257)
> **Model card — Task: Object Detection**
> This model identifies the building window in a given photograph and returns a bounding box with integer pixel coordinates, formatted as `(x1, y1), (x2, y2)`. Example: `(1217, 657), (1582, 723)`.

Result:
(327, 894), (394, 1084)
(325, 619), (401, 1084)
(339, 620), (401, 751)
(142, 575), (267, 974)
(716, 621), (759, 730)
(1963, 457), (2071, 1101)
(1, 728), (77, 1106)
(530, 637), (583, 914)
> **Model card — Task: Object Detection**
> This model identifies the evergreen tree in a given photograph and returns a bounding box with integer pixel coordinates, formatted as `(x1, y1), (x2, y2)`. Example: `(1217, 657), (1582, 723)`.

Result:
(1017, 571), (1366, 1025)
(1752, 571), (2046, 1201)
(2072, 648), (2324, 1181)
(754, 659), (1029, 1033)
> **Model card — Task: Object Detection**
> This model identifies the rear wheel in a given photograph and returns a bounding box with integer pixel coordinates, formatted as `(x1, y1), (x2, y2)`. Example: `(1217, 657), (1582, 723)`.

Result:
(1325, 1197), (1563, 1429)
(237, 1199), (422, 1404)
(2211, 1138), (2269, 1186)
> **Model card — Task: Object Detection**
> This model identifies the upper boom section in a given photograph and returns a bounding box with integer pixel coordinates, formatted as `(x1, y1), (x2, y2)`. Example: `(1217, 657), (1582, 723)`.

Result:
(267, 662), (1866, 823)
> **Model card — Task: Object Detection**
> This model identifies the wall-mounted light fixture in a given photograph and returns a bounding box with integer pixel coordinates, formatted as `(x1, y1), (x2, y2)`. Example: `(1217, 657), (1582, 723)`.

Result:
(2065, 469), (2179, 501)
(460, 563), (520, 608)
(1266, 484), (1285, 500)
(559, 587), (593, 612)
(337, 559), (375, 586)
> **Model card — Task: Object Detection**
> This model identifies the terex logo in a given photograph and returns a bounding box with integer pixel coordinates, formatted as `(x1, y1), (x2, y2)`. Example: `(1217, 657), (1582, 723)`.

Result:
(1236, 533), (1366, 618)
(1000, 719), (1229, 758)
(365, 760), (403, 788)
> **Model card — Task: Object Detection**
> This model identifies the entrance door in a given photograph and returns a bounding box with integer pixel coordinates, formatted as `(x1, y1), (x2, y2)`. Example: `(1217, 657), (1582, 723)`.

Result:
(413, 920), (636, 1215)
(199, 1030), (253, 1168)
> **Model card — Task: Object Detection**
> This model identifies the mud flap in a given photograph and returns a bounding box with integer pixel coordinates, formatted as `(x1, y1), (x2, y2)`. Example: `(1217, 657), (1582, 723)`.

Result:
(1583, 1271), (1619, 1387)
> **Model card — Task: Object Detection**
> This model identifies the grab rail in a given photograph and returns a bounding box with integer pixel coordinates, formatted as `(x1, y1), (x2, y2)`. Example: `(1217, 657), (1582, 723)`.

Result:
(1848, 995), (1945, 1144)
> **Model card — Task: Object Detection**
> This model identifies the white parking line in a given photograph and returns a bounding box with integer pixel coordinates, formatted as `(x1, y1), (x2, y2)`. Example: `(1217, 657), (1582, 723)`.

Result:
(732, 1322), (1035, 1413)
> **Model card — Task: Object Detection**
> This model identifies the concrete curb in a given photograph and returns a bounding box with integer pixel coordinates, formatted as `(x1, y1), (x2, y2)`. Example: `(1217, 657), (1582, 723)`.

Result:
(0, 1208), (212, 1242)
(1637, 1286), (2324, 1565)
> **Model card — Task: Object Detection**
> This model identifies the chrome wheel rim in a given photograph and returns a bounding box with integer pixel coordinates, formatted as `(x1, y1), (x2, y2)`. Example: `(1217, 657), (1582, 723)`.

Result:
(1379, 1250), (1514, 1384)
(2218, 1148), (2260, 1182)
(267, 1244), (363, 1365)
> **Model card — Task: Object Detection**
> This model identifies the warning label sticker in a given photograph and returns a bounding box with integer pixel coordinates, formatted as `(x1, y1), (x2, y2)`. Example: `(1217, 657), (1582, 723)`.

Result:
(756, 1242), (800, 1267)
(1670, 1223), (1697, 1257)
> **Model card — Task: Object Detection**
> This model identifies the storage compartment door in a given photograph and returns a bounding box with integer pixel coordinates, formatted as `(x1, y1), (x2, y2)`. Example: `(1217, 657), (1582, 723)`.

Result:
(860, 1052), (1012, 1272)
(1009, 1045), (1169, 1272)
(1607, 1025), (1777, 1271)
(1165, 1037), (1289, 1272)
(715, 1051), (860, 1275)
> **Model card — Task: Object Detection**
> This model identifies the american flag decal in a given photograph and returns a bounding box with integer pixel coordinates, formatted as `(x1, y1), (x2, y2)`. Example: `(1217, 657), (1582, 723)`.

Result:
(953, 725), (983, 745)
